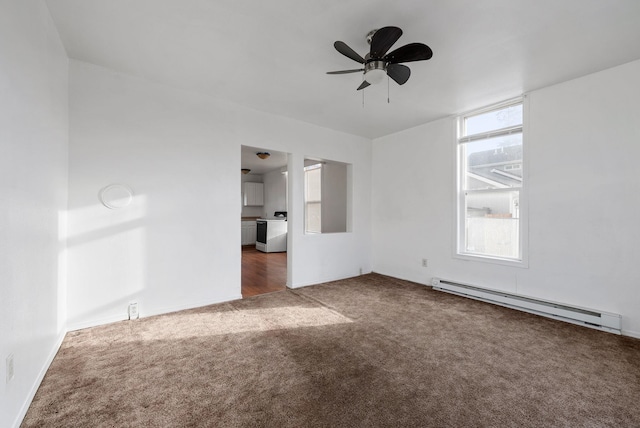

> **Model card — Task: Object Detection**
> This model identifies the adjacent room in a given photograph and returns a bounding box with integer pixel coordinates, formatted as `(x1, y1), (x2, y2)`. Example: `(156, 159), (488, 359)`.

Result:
(2, 1), (640, 427)
(240, 146), (289, 298)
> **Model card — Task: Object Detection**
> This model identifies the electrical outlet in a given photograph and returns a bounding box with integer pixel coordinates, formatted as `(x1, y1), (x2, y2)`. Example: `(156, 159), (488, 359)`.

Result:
(422, 258), (428, 267)
(359, 268), (363, 275)
(128, 302), (139, 320)
(6, 354), (14, 383)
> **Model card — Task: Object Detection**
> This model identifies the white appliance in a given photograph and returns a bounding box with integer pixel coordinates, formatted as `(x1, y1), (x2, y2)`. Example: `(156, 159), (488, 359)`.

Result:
(256, 212), (287, 253)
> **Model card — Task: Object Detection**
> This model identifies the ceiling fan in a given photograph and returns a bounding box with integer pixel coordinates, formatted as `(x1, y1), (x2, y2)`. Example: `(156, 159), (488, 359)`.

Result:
(327, 26), (433, 91)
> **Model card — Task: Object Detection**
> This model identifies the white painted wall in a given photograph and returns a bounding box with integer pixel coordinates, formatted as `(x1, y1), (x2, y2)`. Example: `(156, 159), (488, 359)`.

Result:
(372, 59), (640, 337)
(0, 1), (68, 427)
(263, 168), (287, 218)
(322, 162), (348, 233)
(67, 61), (242, 329)
(67, 60), (372, 328)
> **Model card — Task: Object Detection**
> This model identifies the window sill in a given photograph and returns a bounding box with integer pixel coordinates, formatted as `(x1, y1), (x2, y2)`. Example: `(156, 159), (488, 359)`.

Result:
(454, 252), (528, 269)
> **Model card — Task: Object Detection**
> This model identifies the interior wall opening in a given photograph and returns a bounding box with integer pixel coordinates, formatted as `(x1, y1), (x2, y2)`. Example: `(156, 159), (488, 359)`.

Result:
(240, 145), (289, 298)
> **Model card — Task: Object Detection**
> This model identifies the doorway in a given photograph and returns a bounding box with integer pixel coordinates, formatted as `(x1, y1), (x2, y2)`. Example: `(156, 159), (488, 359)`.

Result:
(240, 145), (288, 298)
(241, 246), (286, 297)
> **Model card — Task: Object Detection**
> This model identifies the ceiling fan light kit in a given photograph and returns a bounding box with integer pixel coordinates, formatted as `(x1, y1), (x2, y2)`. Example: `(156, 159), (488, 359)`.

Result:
(327, 26), (433, 92)
(364, 61), (386, 84)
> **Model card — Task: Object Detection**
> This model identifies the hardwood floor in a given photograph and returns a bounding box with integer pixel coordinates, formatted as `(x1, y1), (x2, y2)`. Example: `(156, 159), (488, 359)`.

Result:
(241, 246), (287, 298)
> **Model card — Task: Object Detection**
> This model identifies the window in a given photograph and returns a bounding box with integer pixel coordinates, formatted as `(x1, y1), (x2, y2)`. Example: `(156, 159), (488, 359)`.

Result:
(456, 99), (526, 264)
(303, 159), (351, 234)
(304, 163), (322, 233)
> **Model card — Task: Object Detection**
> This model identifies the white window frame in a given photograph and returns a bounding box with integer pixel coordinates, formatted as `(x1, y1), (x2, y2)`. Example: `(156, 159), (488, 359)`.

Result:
(454, 97), (529, 268)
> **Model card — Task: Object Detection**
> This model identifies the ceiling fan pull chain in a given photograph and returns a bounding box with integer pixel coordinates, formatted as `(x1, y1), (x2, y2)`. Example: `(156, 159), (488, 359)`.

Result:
(362, 84), (365, 108)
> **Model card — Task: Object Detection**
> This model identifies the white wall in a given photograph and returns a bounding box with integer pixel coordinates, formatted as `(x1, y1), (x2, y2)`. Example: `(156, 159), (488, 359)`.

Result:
(372, 59), (640, 337)
(0, 1), (68, 427)
(287, 154), (371, 287)
(263, 169), (287, 218)
(322, 162), (348, 233)
(67, 60), (372, 328)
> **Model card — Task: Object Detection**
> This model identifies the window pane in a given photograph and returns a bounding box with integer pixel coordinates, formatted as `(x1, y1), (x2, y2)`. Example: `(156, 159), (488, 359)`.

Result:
(305, 165), (322, 202)
(304, 164), (322, 233)
(458, 99), (524, 263)
(465, 190), (520, 259)
(465, 133), (522, 190)
(306, 202), (321, 233)
(465, 104), (522, 136)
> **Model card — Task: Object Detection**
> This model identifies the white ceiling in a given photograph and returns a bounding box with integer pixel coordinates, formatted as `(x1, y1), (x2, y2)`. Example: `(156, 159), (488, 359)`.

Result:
(241, 145), (288, 175)
(45, 0), (640, 139)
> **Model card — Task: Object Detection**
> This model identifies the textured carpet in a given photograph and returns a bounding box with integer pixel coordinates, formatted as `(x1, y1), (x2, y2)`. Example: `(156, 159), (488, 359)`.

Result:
(22, 273), (640, 427)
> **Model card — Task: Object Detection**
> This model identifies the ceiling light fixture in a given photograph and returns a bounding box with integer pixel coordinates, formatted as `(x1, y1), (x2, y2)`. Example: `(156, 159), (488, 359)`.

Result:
(256, 152), (270, 160)
(326, 26), (433, 93)
(241, 168), (251, 174)
(364, 61), (386, 85)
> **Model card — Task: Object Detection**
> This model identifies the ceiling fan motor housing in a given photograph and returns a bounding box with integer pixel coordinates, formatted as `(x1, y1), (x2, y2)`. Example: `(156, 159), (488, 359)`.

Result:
(364, 60), (386, 84)
(364, 30), (388, 84)
(365, 60), (385, 72)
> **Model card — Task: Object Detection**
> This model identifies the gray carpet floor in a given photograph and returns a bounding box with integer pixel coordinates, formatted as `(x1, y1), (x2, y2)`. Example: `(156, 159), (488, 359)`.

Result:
(22, 273), (640, 427)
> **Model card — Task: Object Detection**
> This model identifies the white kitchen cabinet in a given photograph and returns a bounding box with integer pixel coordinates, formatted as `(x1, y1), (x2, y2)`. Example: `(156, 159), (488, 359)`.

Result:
(241, 221), (257, 245)
(243, 182), (264, 206)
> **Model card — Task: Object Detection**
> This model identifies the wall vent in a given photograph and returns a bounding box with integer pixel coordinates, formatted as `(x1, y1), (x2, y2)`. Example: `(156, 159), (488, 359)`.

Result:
(431, 278), (621, 334)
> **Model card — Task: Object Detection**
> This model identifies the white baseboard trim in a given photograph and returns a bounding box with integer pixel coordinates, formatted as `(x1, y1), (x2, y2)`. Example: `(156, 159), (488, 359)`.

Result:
(622, 329), (640, 339)
(12, 330), (66, 428)
(370, 270), (428, 287)
(289, 273), (362, 289)
(143, 295), (243, 318)
(67, 313), (129, 332)
(67, 294), (244, 332)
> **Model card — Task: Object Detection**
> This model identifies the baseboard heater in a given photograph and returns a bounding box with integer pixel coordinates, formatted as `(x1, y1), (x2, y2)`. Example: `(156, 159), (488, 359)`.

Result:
(431, 278), (621, 334)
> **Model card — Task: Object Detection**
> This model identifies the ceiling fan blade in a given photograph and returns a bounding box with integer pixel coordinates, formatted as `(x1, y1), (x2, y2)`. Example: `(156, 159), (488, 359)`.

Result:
(334, 41), (365, 64)
(370, 26), (403, 58)
(386, 63), (411, 85)
(384, 43), (433, 64)
(357, 81), (371, 91)
(326, 69), (364, 75)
